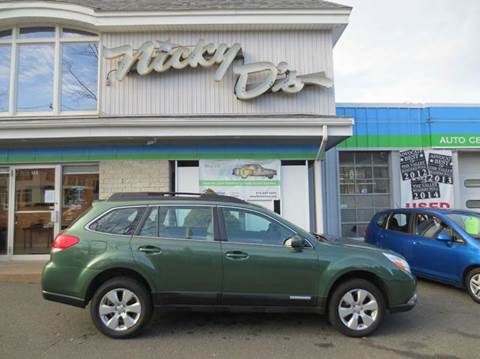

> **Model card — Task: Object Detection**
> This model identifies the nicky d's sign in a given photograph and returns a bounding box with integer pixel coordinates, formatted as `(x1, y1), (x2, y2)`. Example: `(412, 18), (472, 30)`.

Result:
(103, 39), (333, 100)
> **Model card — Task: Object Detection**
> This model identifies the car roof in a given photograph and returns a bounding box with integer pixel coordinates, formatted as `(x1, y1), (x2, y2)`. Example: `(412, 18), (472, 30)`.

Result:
(97, 192), (265, 210)
(378, 208), (480, 216)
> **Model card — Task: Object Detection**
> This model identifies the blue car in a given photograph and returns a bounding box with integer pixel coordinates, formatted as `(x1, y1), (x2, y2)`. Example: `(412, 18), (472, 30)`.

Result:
(365, 208), (480, 303)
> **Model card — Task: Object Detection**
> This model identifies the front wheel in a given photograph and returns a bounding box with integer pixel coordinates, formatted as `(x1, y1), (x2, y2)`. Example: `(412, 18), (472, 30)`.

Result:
(90, 277), (152, 338)
(466, 268), (480, 303)
(328, 279), (385, 337)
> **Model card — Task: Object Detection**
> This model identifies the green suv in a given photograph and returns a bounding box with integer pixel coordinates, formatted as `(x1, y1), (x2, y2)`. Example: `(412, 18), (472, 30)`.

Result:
(42, 192), (416, 338)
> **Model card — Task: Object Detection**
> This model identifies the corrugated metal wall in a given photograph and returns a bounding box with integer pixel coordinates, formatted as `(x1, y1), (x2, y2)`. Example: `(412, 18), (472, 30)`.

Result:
(101, 30), (335, 116)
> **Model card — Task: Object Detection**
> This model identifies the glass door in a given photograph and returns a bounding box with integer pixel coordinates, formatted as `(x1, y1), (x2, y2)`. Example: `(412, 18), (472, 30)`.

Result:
(0, 171), (8, 257)
(13, 167), (59, 255)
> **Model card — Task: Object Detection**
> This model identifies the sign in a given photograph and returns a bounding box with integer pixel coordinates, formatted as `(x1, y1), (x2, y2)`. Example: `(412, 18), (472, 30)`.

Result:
(400, 149), (454, 208)
(103, 39), (332, 100)
(199, 159), (281, 201)
(432, 134), (480, 148)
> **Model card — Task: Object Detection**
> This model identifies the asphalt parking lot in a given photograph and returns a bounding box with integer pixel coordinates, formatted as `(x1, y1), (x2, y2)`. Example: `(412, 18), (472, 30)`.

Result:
(0, 279), (478, 359)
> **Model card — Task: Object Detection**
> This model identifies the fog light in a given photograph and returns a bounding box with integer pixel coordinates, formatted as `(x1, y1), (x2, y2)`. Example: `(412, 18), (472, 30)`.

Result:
(407, 293), (418, 306)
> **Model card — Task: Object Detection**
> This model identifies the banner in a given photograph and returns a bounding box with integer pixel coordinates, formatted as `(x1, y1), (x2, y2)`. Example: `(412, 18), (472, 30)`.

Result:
(400, 149), (454, 208)
(199, 159), (281, 201)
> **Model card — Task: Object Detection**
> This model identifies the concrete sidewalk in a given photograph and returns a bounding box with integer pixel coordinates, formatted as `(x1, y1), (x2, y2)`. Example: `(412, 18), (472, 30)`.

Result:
(0, 260), (47, 284)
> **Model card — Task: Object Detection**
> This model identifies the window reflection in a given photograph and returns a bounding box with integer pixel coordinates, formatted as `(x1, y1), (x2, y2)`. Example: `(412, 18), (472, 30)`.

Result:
(62, 173), (99, 229)
(61, 43), (98, 111)
(17, 44), (54, 112)
(19, 26), (54, 39)
(0, 29), (11, 39)
(0, 45), (10, 112)
(62, 28), (96, 38)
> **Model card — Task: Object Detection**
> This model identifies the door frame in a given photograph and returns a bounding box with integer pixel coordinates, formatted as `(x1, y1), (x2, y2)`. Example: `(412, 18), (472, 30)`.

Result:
(6, 164), (61, 260)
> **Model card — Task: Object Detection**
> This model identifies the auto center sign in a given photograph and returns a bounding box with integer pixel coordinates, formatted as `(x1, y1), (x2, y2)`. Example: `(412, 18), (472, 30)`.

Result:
(432, 134), (480, 148)
(400, 149), (454, 208)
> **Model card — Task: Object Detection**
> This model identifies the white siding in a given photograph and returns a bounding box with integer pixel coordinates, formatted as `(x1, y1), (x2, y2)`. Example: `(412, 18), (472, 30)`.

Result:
(101, 30), (335, 116)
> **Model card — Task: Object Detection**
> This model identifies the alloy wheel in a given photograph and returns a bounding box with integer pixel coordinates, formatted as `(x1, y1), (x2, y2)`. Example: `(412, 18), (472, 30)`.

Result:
(99, 288), (142, 331)
(470, 274), (480, 299)
(338, 289), (379, 331)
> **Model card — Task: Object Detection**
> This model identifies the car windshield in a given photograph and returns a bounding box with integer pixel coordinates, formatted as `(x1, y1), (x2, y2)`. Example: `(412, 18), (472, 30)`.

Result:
(446, 213), (480, 239)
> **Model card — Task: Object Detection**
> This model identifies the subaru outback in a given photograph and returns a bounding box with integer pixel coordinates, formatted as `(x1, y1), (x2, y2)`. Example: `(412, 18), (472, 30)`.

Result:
(42, 192), (416, 338)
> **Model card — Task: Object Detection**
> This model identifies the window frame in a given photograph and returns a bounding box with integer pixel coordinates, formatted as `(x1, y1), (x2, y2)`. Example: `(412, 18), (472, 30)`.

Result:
(0, 25), (100, 117)
(218, 205), (313, 248)
(86, 205), (147, 237)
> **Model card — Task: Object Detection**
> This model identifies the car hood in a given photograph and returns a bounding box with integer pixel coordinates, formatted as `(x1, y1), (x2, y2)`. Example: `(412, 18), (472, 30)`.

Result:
(321, 235), (387, 253)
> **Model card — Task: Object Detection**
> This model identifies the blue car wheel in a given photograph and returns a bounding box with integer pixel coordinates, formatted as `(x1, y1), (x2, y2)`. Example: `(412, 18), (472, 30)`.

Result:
(466, 268), (480, 304)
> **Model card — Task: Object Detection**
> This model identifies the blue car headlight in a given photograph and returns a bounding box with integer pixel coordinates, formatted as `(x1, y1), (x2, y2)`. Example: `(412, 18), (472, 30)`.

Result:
(383, 253), (412, 274)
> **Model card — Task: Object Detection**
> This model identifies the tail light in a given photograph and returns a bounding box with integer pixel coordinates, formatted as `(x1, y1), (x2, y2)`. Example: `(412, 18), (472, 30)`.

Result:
(51, 233), (80, 253)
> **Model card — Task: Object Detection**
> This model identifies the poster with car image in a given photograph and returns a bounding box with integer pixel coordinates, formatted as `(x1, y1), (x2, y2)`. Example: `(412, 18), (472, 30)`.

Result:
(400, 149), (453, 208)
(199, 159), (281, 200)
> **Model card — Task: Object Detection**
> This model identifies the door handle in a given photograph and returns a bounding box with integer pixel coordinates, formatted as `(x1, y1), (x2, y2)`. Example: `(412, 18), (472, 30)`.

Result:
(138, 245), (162, 254)
(225, 251), (249, 260)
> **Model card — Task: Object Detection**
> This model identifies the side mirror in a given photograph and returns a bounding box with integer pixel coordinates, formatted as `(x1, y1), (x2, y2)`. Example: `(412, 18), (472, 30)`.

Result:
(436, 231), (453, 242)
(284, 235), (305, 249)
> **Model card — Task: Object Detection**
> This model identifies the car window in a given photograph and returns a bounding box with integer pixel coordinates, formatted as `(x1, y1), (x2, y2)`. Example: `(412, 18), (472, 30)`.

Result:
(158, 206), (213, 241)
(387, 213), (409, 233)
(414, 214), (462, 242)
(90, 207), (146, 235)
(138, 207), (158, 237)
(221, 207), (296, 246)
(375, 213), (388, 228)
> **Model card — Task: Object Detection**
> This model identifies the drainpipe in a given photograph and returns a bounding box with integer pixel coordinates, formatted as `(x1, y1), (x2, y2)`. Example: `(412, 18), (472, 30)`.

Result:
(314, 125), (328, 234)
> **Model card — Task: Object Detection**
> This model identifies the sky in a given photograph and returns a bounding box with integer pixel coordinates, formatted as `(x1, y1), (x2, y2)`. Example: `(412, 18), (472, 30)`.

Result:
(334, 0), (480, 104)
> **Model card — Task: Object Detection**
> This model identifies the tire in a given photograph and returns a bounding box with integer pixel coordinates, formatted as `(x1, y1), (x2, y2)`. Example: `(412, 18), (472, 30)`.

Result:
(328, 279), (385, 337)
(465, 268), (480, 304)
(90, 277), (152, 339)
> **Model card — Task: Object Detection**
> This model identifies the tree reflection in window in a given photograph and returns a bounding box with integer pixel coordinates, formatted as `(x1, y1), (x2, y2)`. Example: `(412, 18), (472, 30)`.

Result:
(61, 43), (98, 111)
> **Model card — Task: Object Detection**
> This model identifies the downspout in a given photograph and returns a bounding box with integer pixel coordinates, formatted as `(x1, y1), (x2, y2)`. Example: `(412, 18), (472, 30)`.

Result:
(314, 125), (328, 233)
(315, 125), (328, 161)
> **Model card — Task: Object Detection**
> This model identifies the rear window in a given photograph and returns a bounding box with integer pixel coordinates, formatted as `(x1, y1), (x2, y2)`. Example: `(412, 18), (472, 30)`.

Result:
(89, 207), (146, 235)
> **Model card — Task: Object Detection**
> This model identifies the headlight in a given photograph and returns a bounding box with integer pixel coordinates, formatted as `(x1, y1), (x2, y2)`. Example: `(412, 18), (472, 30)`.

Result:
(383, 253), (411, 274)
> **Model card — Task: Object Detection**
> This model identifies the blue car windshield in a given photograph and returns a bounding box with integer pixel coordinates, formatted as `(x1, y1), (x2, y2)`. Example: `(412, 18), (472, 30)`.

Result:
(446, 213), (480, 239)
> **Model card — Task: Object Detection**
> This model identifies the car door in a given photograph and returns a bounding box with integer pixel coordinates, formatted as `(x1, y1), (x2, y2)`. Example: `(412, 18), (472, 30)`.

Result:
(378, 212), (415, 262)
(409, 213), (460, 283)
(218, 206), (319, 307)
(131, 205), (222, 305)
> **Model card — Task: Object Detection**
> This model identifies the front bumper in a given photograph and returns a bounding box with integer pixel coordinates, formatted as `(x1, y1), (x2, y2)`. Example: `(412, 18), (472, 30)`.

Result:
(389, 292), (417, 313)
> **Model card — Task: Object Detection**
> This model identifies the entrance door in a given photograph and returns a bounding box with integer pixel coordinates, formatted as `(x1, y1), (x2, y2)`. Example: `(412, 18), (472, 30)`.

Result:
(13, 167), (60, 255)
(0, 171), (8, 257)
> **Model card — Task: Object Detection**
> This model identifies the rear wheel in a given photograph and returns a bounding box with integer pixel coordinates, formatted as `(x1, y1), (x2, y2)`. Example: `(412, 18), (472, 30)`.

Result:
(90, 277), (152, 338)
(466, 268), (480, 303)
(328, 279), (385, 337)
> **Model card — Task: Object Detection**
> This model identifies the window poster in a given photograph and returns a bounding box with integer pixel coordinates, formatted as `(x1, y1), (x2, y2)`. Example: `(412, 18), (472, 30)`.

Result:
(199, 159), (281, 201)
(400, 149), (454, 208)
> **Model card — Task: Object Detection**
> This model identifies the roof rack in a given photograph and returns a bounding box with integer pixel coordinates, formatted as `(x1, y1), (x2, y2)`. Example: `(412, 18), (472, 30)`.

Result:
(107, 192), (247, 204)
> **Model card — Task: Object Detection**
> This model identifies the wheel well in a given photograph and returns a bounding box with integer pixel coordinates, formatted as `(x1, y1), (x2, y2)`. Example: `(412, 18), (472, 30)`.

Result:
(326, 271), (390, 310)
(463, 265), (480, 286)
(85, 268), (153, 304)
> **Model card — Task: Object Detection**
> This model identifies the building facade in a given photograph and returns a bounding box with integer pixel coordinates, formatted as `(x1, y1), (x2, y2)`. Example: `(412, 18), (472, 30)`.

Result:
(0, 1), (353, 259)
(329, 104), (480, 238)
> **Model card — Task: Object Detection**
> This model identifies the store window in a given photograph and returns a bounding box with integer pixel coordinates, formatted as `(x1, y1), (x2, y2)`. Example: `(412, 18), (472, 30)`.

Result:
(340, 151), (391, 238)
(62, 165), (99, 229)
(0, 26), (98, 114)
